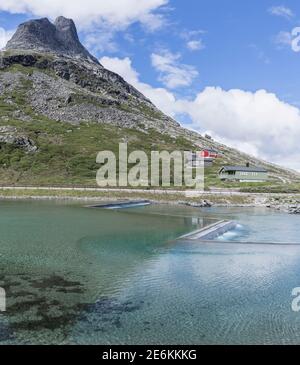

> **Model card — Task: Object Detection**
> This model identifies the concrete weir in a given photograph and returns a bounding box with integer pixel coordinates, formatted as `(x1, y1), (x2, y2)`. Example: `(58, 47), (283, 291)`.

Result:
(87, 200), (151, 210)
(178, 220), (237, 241)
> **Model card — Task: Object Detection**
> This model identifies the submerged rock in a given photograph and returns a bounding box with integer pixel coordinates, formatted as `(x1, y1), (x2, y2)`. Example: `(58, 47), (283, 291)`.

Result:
(288, 205), (300, 214)
(181, 200), (213, 208)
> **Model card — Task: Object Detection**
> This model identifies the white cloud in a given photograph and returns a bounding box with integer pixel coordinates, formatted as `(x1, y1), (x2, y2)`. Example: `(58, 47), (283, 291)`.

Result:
(274, 30), (292, 48)
(177, 87), (300, 169)
(151, 50), (198, 89)
(99, 56), (300, 170)
(181, 29), (206, 52)
(0, 0), (168, 30)
(268, 5), (294, 19)
(0, 0), (169, 54)
(0, 27), (15, 50)
(139, 12), (166, 32)
(84, 31), (118, 54)
(100, 56), (177, 116)
(187, 40), (205, 51)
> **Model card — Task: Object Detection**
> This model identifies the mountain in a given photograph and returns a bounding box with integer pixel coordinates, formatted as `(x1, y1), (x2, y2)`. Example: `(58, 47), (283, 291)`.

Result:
(0, 16), (299, 190)
(6, 16), (100, 64)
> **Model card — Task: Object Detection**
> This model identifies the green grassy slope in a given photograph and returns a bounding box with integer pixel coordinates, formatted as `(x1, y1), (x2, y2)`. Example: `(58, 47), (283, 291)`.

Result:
(1, 62), (300, 191)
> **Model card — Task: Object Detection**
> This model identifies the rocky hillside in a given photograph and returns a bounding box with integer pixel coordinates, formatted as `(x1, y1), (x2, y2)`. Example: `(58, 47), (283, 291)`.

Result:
(0, 16), (299, 189)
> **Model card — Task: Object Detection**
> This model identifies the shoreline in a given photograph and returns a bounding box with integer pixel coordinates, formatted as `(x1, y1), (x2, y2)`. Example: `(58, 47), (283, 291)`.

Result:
(0, 187), (299, 212)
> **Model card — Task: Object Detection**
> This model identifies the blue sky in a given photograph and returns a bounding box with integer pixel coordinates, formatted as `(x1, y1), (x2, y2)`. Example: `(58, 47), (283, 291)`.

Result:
(1, 0), (300, 168)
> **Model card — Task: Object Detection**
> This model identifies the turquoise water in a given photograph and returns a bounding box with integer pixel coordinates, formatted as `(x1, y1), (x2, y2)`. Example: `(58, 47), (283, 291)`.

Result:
(0, 201), (300, 344)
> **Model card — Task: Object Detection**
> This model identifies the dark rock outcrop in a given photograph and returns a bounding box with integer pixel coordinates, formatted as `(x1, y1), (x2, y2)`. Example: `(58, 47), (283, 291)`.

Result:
(0, 126), (37, 152)
(0, 52), (151, 103)
(6, 16), (99, 64)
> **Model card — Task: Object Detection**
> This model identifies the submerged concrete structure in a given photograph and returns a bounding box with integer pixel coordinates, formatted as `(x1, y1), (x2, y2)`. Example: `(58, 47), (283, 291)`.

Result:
(179, 220), (237, 241)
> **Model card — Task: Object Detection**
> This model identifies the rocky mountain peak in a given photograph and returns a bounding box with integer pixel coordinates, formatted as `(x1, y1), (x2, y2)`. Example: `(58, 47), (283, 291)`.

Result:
(54, 16), (78, 44)
(5, 16), (100, 64)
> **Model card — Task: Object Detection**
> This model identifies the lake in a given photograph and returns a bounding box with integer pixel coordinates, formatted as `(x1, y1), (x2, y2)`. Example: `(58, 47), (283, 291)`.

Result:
(0, 200), (300, 344)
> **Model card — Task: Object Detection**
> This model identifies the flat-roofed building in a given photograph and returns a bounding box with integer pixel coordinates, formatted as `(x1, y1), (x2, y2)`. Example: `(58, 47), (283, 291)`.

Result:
(218, 165), (268, 182)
